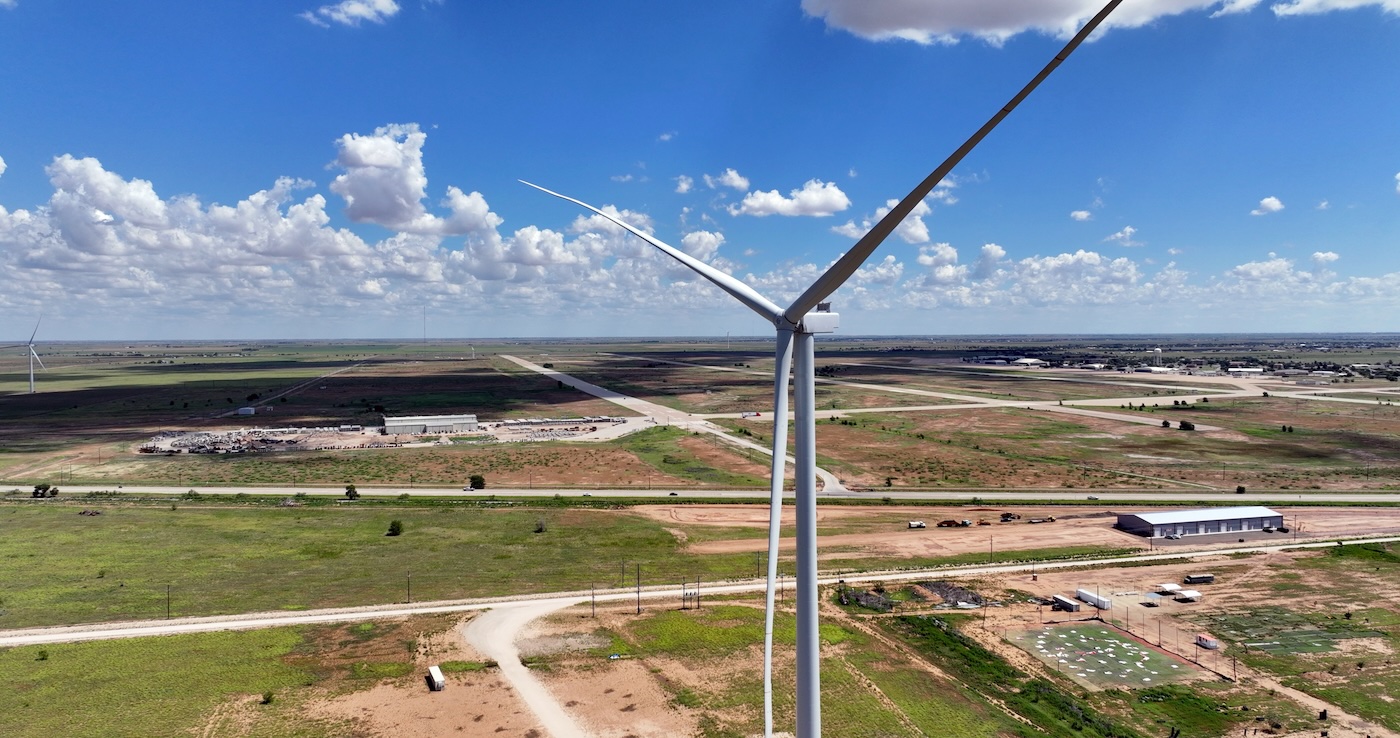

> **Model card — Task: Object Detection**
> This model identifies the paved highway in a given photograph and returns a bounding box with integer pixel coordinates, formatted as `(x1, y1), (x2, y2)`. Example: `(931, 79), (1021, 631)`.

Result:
(50, 483), (1400, 504)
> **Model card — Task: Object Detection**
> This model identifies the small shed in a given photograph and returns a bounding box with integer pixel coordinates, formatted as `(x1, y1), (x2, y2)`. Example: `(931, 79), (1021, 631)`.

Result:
(1156, 583), (1181, 594)
(1175, 589), (1202, 603)
(426, 665), (446, 691)
(237, 407), (256, 416)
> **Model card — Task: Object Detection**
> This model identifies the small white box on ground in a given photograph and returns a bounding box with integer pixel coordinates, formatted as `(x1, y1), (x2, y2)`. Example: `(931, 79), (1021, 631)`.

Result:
(426, 665), (446, 691)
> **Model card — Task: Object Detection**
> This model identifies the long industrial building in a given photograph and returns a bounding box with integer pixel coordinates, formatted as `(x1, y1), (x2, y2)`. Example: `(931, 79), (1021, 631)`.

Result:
(1116, 506), (1284, 539)
(382, 414), (478, 435)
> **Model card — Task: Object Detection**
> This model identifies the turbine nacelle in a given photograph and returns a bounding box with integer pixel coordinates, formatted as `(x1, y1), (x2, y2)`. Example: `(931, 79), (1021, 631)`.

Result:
(800, 307), (838, 335)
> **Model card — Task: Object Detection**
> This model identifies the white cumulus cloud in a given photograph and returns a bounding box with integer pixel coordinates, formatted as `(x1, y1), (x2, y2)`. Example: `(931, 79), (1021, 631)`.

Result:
(301, 0), (399, 27)
(1070, 210), (1092, 221)
(1250, 196), (1284, 215)
(832, 198), (933, 243)
(729, 180), (851, 217)
(1395, 172), (1400, 194)
(1312, 251), (1339, 265)
(0, 155), (6, 178)
(1271, 0), (1400, 17)
(703, 168), (750, 191)
(801, 0), (1400, 45)
(1103, 225), (1142, 247)
(675, 175), (693, 194)
(330, 123), (498, 236)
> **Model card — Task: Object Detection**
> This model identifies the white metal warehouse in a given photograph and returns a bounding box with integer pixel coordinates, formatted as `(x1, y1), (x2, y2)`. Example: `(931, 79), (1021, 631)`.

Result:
(1116, 506), (1284, 539)
(382, 414), (478, 434)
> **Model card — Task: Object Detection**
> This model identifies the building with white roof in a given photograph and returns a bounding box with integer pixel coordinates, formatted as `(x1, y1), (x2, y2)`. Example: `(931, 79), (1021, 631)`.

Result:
(1116, 506), (1284, 539)
(382, 414), (478, 434)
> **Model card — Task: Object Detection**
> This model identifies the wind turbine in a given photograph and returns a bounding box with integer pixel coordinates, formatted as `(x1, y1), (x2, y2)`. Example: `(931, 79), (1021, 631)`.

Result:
(524, 3), (1120, 734)
(2, 318), (45, 394)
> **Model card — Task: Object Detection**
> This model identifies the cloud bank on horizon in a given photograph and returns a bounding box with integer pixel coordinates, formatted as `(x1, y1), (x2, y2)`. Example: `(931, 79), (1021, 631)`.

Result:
(0, 0), (1397, 339)
(2, 120), (1394, 339)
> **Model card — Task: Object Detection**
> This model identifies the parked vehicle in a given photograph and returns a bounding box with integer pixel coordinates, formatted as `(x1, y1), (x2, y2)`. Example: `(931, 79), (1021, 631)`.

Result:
(1183, 573), (1215, 584)
(908, 520), (926, 529)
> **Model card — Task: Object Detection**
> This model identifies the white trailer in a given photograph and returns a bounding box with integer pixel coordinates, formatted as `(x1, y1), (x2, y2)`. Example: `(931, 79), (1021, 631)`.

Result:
(426, 665), (446, 691)
(1051, 594), (1081, 612)
(1076, 588), (1112, 610)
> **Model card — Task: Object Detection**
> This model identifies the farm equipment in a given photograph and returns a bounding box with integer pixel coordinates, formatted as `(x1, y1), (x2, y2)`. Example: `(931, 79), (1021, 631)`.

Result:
(1028, 516), (1057, 524)
(936, 520), (960, 528)
(999, 512), (1021, 522)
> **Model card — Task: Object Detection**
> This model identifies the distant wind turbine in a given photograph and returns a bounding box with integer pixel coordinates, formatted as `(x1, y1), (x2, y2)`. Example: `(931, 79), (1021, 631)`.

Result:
(2, 317), (46, 394)
(524, 3), (1119, 734)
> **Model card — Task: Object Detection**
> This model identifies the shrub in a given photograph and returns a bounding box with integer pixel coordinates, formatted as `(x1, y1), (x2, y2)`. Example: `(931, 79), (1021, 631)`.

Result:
(469, 474), (486, 490)
(345, 483), (359, 500)
(387, 520), (404, 536)
(1179, 421), (1195, 431)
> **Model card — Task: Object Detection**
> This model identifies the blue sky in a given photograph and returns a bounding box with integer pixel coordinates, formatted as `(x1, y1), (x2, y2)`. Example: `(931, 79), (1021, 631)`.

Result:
(1, 0), (1397, 341)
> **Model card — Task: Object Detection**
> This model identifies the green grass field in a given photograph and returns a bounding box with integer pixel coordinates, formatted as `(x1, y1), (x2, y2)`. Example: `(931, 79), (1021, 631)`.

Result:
(0, 629), (314, 738)
(0, 504), (759, 627)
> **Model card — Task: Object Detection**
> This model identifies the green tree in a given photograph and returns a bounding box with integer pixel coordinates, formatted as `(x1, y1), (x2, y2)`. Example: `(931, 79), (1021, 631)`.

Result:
(345, 483), (359, 500)
(387, 520), (404, 536)
(469, 474), (486, 490)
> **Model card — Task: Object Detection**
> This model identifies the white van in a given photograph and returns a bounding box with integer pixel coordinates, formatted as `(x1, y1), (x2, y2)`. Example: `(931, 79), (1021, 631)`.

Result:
(426, 665), (446, 691)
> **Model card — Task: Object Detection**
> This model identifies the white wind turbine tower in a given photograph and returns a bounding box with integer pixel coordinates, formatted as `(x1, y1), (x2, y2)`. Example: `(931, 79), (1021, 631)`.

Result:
(525, 3), (1120, 734)
(2, 318), (46, 394)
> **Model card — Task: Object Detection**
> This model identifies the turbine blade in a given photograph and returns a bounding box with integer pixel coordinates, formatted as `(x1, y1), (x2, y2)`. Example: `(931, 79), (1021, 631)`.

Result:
(28, 316), (41, 345)
(762, 328), (795, 737)
(31, 346), (45, 370)
(520, 180), (786, 325)
(783, 0), (1122, 323)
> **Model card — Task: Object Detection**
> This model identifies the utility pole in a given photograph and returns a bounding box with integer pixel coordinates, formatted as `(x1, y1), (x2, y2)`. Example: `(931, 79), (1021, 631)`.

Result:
(407, 573), (412, 604)
(635, 563), (641, 615)
(592, 583), (596, 618)
(166, 585), (172, 619)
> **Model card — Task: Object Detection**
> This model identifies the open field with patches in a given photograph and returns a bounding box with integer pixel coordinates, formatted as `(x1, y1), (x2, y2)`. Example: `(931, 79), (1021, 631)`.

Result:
(5, 337), (1400, 492)
(3, 515), (1395, 737)
(4, 336), (1400, 735)
(724, 395), (1400, 491)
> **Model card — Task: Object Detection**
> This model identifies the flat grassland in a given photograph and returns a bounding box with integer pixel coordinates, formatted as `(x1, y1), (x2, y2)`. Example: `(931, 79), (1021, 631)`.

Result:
(0, 504), (760, 628)
(4, 337), (1400, 491)
(3, 508), (1395, 737)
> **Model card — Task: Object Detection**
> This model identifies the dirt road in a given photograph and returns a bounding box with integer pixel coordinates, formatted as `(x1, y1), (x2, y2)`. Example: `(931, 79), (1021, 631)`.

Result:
(464, 601), (592, 738)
